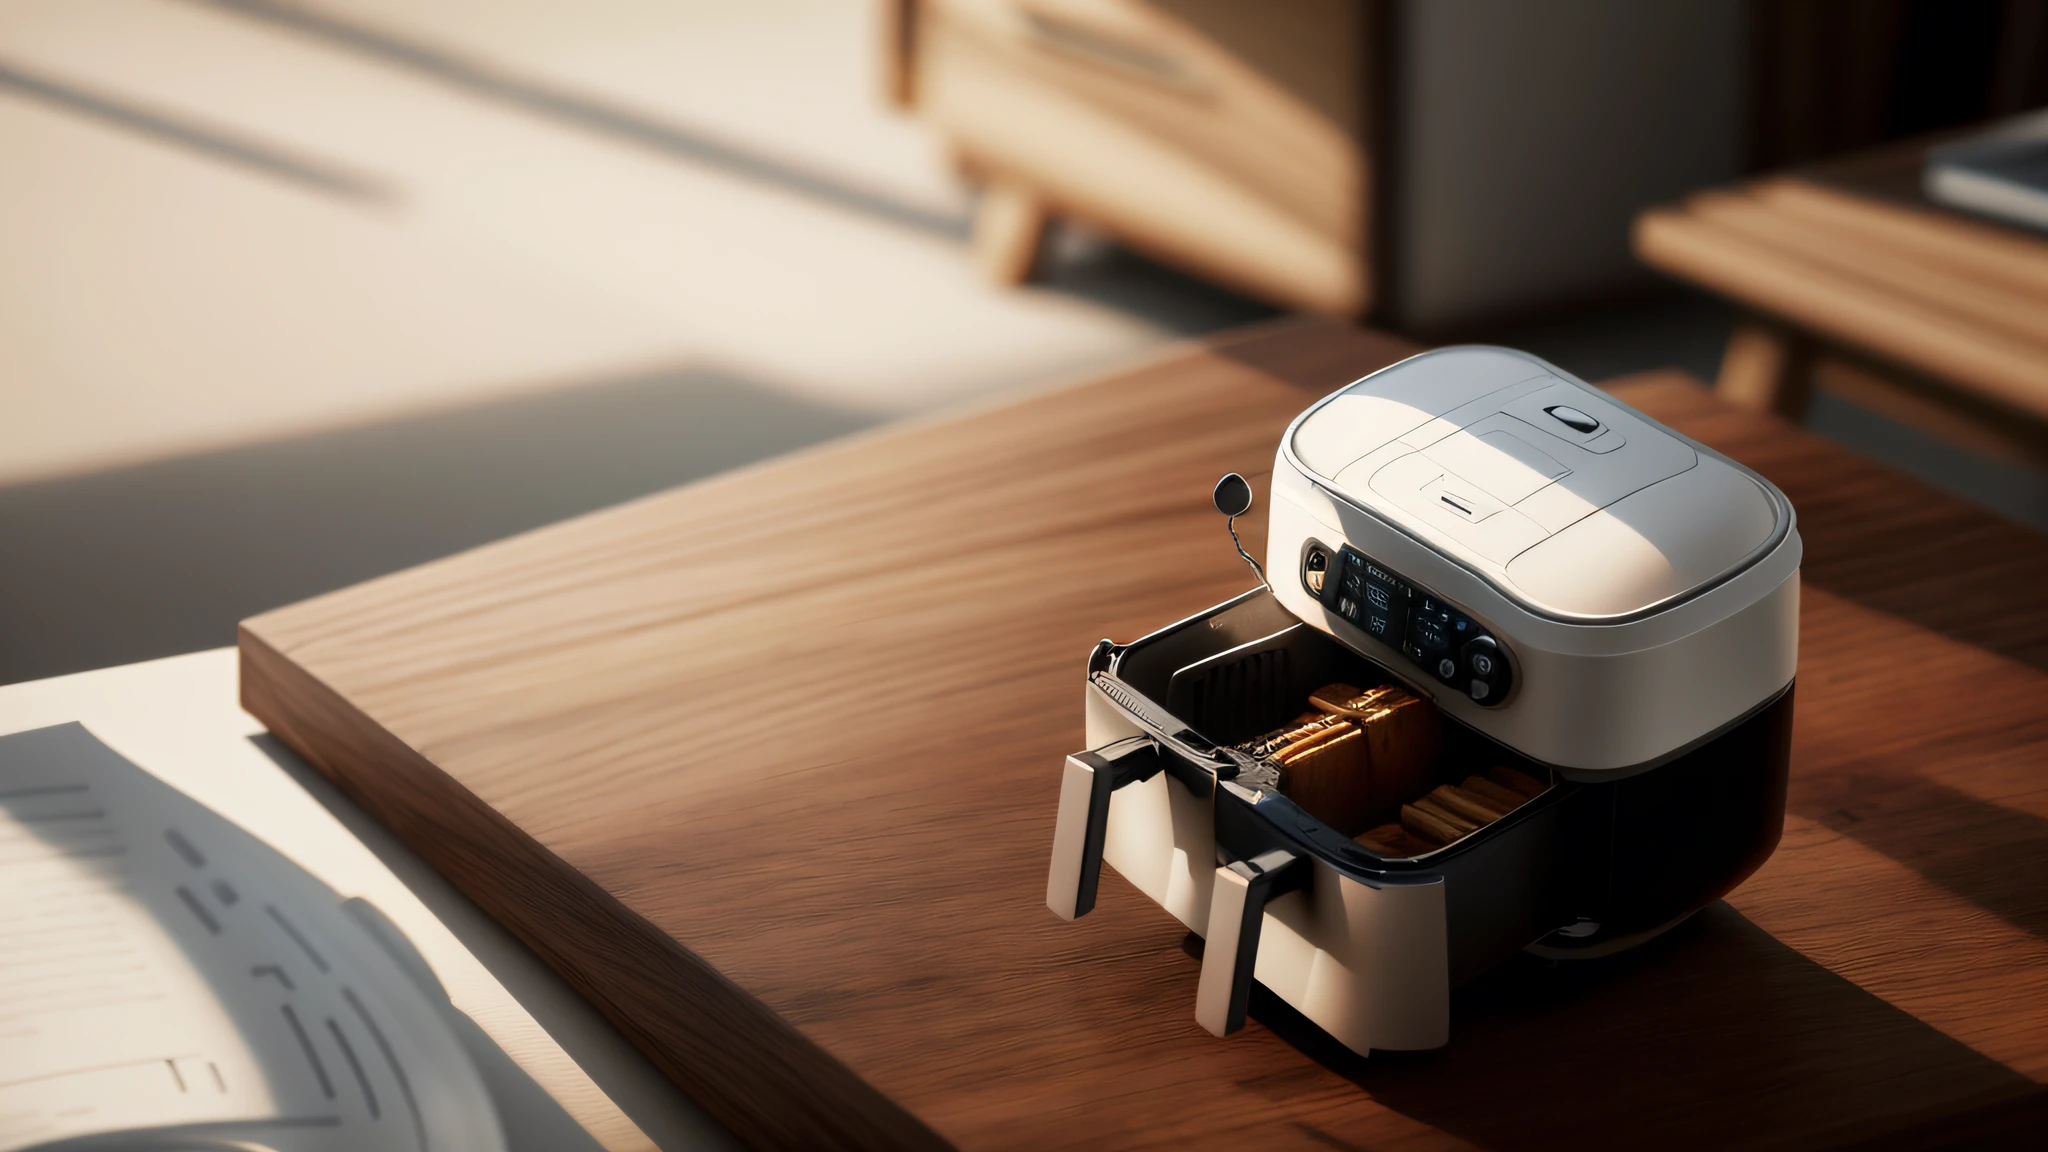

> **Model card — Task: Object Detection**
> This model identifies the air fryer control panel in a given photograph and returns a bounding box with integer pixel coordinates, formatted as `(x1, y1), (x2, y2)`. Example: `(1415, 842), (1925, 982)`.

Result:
(1305, 543), (1513, 706)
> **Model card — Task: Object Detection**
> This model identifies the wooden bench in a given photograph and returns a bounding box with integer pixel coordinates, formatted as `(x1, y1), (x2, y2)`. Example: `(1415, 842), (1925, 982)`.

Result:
(1634, 144), (2048, 472)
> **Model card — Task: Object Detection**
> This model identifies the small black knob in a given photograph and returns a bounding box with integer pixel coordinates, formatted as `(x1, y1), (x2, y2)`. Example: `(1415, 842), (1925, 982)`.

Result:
(1213, 473), (1254, 516)
(1545, 405), (1601, 434)
(1459, 635), (1511, 705)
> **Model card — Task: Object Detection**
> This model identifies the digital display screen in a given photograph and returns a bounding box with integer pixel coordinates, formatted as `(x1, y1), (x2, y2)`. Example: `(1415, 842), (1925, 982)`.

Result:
(1323, 545), (1511, 704)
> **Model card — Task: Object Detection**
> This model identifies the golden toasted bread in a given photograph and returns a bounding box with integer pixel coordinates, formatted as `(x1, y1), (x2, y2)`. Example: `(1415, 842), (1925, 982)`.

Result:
(1307, 682), (1400, 717)
(1411, 797), (1478, 834)
(1400, 803), (1464, 845)
(1461, 775), (1528, 812)
(1429, 785), (1508, 824)
(1356, 823), (1435, 857)
(1278, 727), (1371, 835)
(1488, 765), (1546, 798)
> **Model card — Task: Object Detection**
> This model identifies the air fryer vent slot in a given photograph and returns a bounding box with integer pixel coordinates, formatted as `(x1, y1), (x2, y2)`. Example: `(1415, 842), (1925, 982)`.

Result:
(1094, 676), (1149, 719)
(1179, 649), (1293, 746)
(1164, 623), (1357, 746)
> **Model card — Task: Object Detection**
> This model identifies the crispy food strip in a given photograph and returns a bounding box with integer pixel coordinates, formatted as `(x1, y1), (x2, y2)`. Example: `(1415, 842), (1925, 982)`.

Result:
(1242, 714), (1341, 757)
(1282, 715), (1355, 751)
(1263, 681), (1446, 839)
(1307, 682), (1363, 711)
(1461, 775), (1527, 812)
(1488, 766), (1546, 798)
(1411, 797), (1478, 834)
(1245, 713), (1349, 759)
(1279, 726), (1372, 835)
(1400, 803), (1464, 845)
(1272, 725), (1349, 762)
(1308, 682), (1401, 718)
(1355, 825), (1406, 854)
(1429, 785), (1508, 824)
(1356, 823), (1435, 857)
(1276, 725), (1361, 764)
(1360, 693), (1439, 828)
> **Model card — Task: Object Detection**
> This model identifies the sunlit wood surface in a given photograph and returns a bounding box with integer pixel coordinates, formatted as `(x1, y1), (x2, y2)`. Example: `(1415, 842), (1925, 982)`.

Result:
(243, 317), (2048, 1149)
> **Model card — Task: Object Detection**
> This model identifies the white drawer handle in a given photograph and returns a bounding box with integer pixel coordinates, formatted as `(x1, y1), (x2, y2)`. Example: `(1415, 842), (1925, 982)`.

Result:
(1045, 739), (1160, 921)
(1195, 848), (1304, 1037)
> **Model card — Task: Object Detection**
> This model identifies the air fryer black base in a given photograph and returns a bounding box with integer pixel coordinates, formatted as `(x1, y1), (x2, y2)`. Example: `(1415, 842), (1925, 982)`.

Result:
(1094, 590), (1796, 1021)
(1204, 681), (1795, 990)
(1533, 684), (1794, 959)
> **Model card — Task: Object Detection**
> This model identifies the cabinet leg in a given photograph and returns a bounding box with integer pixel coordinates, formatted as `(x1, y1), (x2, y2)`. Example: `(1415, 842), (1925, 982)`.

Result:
(878, 0), (917, 108)
(1716, 323), (1815, 419)
(972, 180), (1049, 286)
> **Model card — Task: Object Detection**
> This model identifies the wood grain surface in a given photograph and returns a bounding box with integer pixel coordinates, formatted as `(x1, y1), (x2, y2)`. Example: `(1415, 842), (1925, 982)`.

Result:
(242, 317), (2048, 1149)
(910, 0), (1377, 314)
(1633, 170), (2048, 422)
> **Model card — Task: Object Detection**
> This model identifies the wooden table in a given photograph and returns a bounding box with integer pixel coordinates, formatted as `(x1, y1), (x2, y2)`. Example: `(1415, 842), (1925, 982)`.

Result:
(240, 318), (2048, 1149)
(1632, 145), (2048, 470)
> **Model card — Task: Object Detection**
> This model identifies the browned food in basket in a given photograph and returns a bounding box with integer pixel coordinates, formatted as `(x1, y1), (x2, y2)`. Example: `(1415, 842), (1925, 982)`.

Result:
(1276, 728), (1369, 833)
(1488, 765), (1546, 798)
(1360, 692), (1440, 827)
(1428, 784), (1510, 824)
(1273, 721), (1357, 763)
(1356, 823), (1436, 857)
(1410, 797), (1478, 834)
(1254, 682), (1444, 838)
(1304, 682), (1363, 713)
(1461, 775), (1529, 813)
(1307, 683), (1401, 718)
(1245, 713), (1349, 759)
(1400, 802), (1465, 845)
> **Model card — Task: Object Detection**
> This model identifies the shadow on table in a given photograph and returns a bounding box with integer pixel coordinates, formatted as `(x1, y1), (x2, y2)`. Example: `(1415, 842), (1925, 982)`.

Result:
(1219, 904), (2045, 1150)
(1793, 767), (2048, 944)
(0, 364), (874, 688)
(1773, 458), (2048, 677)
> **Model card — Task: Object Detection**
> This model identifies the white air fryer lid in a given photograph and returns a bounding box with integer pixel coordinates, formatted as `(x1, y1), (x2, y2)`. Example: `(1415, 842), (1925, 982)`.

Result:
(1286, 347), (1791, 621)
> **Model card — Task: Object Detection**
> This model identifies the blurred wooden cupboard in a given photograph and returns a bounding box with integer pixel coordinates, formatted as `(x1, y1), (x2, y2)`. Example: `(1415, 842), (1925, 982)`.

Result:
(882, 0), (1746, 332)
(885, 0), (1382, 316)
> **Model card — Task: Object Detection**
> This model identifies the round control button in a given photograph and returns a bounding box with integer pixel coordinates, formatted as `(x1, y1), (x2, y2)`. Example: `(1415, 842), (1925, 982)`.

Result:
(1437, 657), (1457, 680)
(1458, 635), (1510, 706)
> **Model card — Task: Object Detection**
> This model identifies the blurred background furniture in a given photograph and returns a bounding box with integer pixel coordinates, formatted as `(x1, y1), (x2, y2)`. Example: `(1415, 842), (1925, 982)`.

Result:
(9, 0), (2048, 688)
(1744, 0), (2048, 173)
(0, 0), (1279, 689)
(888, 0), (1383, 314)
(1634, 137), (2048, 473)
(884, 0), (1745, 331)
(886, 0), (2048, 335)
(8, 5), (2048, 1145)
(239, 317), (2048, 1149)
